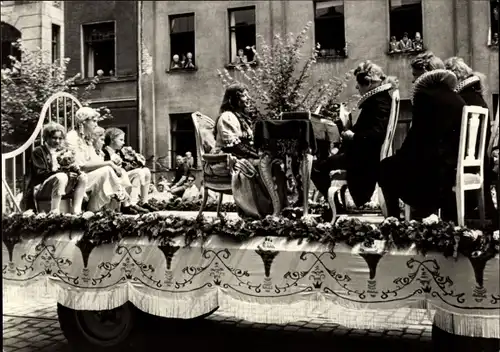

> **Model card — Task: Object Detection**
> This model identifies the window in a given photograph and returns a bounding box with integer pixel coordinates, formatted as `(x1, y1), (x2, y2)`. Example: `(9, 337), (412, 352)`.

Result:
(169, 14), (196, 70)
(229, 7), (256, 64)
(490, 0), (499, 46)
(314, 1), (346, 58)
(52, 24), (60, 63)
(1, 22), (21, 69)
(82, 22), (115, 78)
(493, 94), (499, 117)
(170, 113), (197, 168)
(388, 0), (424, 54)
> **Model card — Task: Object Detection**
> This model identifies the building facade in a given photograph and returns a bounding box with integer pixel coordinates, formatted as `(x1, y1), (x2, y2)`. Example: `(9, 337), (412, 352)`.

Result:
(140, 0), (499, 172)
(1, 1), (64, 66)
(64, 0), (139, 150)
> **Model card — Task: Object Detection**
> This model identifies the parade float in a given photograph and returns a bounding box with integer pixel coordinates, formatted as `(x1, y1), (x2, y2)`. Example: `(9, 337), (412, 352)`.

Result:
(2, 25), (499, 351)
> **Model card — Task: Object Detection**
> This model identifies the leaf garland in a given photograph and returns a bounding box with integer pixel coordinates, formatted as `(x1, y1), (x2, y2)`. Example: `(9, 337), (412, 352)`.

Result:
(2, 210), (498, 259)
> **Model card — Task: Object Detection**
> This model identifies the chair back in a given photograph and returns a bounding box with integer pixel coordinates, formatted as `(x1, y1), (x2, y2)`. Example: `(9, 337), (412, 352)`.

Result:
(191, 111), (216, 161)
(280, 111), (311, 120)
(380, 89), (401, 160)
(488, 97), (499, 157)
(457, 105), (490, 180)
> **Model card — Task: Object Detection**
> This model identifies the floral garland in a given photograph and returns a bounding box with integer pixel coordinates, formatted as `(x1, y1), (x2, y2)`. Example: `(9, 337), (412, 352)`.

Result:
(2, 210), (498, 260)
(147, 197), (383, 214)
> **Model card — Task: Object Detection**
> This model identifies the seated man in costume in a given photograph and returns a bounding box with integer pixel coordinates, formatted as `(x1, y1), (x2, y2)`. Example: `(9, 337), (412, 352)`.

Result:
(379, 52), (466, 220)
(22, 122), (87, 214)
(311, 61), (396, 221)
(168, 155), (190, 191)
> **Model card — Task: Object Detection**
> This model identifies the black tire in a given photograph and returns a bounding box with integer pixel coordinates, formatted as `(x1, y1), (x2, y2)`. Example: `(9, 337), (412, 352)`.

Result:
(57, 303), (138, 352)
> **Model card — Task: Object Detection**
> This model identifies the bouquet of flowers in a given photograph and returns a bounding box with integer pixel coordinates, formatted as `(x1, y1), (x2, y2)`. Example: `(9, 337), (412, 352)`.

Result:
(56, 149), (81, 175)
(110, 153), (123, 167)
(119, 146), (146, 171)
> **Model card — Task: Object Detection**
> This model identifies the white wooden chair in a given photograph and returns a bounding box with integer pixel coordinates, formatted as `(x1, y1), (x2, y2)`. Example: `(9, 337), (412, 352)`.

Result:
(191, 112), (233, 219)
(2, 92), (81, 214)
(405, 106), (490, 226)
(454, 105), (490, 226)
(327, 89), (400, 222)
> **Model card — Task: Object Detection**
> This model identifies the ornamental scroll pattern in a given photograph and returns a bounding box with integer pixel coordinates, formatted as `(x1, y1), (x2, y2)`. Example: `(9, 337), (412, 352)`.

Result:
(3, 235), (500, 311)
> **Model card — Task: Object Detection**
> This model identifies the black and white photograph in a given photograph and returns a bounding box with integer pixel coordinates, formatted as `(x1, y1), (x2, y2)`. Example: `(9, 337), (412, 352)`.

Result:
(1, 1), (499, 351)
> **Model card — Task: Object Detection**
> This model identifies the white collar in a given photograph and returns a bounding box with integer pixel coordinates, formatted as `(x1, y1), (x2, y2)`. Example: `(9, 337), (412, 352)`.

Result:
(357, 83), (393, 108)
(454, 75), (481, 93)
(105, 145), (116, 155)
(410, 69), (457, 104)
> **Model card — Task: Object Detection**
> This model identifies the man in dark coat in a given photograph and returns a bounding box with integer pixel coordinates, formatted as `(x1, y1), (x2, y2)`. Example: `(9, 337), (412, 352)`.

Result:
(379, 52), (466, 220)
(311, 60), (394, 220)
(21, 122), (87, 213)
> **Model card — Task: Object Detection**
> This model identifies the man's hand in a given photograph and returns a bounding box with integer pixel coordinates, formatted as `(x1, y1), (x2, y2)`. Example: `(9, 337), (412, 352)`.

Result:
(341, 130), (354, 140)
(68, 172), (80, 179)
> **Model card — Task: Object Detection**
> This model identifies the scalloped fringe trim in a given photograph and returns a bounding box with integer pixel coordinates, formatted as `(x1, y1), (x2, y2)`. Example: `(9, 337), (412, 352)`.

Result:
(3, 280), (499, 339)
(430, 303), (500, 339)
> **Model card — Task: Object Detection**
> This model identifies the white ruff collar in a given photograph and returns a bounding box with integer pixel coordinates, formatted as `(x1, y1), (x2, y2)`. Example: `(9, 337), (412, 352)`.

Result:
(454, 75), (481, 93)
(410, 69), (457, 105)
(357, 83), (393, 108)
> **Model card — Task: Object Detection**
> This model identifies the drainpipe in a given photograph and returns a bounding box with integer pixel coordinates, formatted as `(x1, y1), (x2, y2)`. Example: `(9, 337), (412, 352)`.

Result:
(137, 0), (143, 154)
(467, 0), (474, 65)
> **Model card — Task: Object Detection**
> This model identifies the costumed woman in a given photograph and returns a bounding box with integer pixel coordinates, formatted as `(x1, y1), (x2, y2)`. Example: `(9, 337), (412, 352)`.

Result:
(213, 83), (287, 218)
(65, 107), (137, 213)
(311, 60), (397, 221)
(444, 57), (498, 226)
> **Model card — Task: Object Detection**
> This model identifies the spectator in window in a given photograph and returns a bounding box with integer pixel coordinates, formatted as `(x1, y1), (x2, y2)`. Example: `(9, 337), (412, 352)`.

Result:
(412, 32), (423, 51)
(379, 52), (466, 221)
(185, 151), (194, 169)
(311, 61), (396, 221)
(398, 32), (412, 52)
(444, 56), (497, 225)
(22, 122), (88, 214)
(103, 127), (158, 212)
(66, 107), (133, 213)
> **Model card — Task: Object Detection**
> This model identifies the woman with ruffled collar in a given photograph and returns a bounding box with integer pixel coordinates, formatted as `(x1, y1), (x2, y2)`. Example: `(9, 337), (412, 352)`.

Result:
(444, 57), (497, 225)
(311, 61), (397, 221)
(379, 52), (466, 220)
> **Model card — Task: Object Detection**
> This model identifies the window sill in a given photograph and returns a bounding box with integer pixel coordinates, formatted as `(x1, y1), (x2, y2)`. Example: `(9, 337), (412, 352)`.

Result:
(316, 55), (348, 62)
(487, 43), (499, 50)
(74, 75), (137, 85)
(225, 61), (258, 70)
(386, 48), (425, 56)
(166, 67), (198, 73)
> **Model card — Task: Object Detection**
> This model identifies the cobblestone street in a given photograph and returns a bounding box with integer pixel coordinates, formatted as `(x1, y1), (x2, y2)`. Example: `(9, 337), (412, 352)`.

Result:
(3, 292), (436, 352)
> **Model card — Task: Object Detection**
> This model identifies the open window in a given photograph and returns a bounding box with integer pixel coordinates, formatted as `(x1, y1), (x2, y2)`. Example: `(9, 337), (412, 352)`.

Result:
(314, 1), (346, 59)
(169, 13), (196, 71)
(82, 22), (116, 78)
(170, 113), (197, 168)
(1, 22), (21, 70)
(489, 0), (499, 47)
(228, 7), (256, 65)
(52, 24), (61, 63)
(388, 0), (424, 55)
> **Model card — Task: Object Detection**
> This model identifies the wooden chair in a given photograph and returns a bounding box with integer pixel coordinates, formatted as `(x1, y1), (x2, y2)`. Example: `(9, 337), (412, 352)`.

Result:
(405, 106), (490, 226)
(327, 89), (401, 222)
(191, 112), (233, 219)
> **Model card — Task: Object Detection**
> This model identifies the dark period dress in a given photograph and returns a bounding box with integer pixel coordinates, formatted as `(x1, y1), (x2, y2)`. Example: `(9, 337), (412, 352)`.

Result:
(311, 83), (392, 207)
(379, 69), (466, 218)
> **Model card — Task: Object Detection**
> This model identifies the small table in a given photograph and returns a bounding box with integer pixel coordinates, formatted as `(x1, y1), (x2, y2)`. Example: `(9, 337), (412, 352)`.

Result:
(254, 118), (338, 217)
